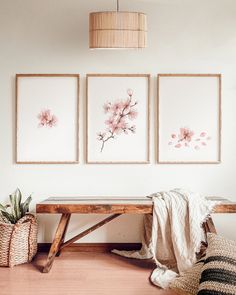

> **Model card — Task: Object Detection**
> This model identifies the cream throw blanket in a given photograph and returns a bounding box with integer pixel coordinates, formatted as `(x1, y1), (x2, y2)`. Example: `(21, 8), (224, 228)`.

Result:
(112, 189), (218, 288)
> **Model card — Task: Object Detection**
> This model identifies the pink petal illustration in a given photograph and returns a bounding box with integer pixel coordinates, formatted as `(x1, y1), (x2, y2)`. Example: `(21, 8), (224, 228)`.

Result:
(169, 127), (211, 151)
(127, 89), (133, 97)
(105, 116), (115, 128)
(179, 127), (194, 142)
(37, 109), (57, 128)
(128, 109), (138, 120)
(175, 143), (182, 148)
(103, 102), (111, 114)
(122, 98), (131, 110)
(111, 101), (123, 114)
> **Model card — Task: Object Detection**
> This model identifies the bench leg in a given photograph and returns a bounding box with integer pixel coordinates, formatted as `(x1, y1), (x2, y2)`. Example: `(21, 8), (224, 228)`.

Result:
(56, 214), (71, 257)
(203, 217), (217, 237)
(43, 213), (71, 273)
(198, 217), (217, 258)
(205, 217), (217, 234)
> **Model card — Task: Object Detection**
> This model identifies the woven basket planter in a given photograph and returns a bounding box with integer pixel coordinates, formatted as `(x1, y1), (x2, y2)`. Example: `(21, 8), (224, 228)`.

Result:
(0, 214), (37, 267)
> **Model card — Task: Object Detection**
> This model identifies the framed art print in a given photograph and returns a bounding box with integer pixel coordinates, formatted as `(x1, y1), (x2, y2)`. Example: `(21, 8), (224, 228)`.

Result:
(16, 74), (79, 164)
(158, 74), (221, 164)
(86, 74), (150, 164)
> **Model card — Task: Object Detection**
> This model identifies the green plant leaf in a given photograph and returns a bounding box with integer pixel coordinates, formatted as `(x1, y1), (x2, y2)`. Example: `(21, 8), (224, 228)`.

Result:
(0, 204), (12, 223)
(15, 189), (22, 219)
(23, 195), (32, 215)
(16, 188), (22, 204)
(10, 189), (22, 220)
(9, 193), (16, 219)
(1, 211), (15, 224)
(0, 203), (8, 213)
(1, 190), (33, 224)
(21, 195), (32, 215)
(0, 213), (10, 224)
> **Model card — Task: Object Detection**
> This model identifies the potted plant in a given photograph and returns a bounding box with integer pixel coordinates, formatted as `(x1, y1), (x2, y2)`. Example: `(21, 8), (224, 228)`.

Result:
(0, 189), (37, 267)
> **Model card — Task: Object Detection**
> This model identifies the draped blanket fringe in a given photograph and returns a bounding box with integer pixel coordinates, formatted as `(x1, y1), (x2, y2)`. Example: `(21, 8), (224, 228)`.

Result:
(112, 188), (219, 288)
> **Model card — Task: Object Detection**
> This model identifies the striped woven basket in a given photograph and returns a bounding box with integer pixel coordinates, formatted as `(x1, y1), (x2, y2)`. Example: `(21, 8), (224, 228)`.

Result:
(0, 214), (37, 267)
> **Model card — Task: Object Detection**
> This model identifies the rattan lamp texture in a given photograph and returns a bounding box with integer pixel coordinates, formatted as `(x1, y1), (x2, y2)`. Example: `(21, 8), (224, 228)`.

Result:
(89, 0), (147, 49)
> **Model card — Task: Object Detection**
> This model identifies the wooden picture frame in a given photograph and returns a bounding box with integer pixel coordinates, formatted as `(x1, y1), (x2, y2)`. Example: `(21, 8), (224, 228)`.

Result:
(86, 74), (150, 164)
(157, 74), (221, 164)
(16, 74), (80, 164)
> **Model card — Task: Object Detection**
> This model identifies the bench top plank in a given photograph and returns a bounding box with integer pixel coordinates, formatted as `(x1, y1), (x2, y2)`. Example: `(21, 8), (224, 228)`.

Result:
(36, 196), (236, 214)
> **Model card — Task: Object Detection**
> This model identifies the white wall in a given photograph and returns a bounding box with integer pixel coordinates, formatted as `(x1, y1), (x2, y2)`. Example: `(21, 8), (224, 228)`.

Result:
(0, 0), (236, 243)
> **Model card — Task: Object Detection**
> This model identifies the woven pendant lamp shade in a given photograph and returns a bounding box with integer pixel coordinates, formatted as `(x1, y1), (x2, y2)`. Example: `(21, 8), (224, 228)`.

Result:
(89, 12), (147, 49)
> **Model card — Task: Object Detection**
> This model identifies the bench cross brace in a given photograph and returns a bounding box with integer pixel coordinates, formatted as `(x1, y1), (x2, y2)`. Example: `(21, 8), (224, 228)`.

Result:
(43, 213), (121, 273)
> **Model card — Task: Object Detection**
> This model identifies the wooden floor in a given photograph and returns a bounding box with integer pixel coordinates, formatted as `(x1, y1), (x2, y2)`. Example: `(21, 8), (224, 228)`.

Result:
(0, 252), (175, 295)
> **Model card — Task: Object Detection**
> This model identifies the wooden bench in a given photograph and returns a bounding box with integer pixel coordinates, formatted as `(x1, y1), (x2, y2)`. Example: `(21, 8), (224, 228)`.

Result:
(36, 196), (236, 273)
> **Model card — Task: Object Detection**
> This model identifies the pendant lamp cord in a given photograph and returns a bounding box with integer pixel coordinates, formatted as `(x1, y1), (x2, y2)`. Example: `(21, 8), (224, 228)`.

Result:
(116, 0), (119, 11)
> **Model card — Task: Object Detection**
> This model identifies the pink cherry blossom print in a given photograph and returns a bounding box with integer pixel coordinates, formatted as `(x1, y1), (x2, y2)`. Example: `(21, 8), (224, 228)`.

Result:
(169, 127), (211, 151)
(123, 98), (131, 110)
(111, 101), (123, 115)
(47, 115), (57, 127)
(103, 102), (111, 114)
(37, 109), (57, 128)
(175, 144), (182, 148)
(117, 117), (128, 129)
(127, 89), (133, 97)
(179, 127), (194, 142)
(128, 109), (138, 120)
(105, 116), (115, 128)
(97, 89), (138, 152)
(112, 124), (123, 135)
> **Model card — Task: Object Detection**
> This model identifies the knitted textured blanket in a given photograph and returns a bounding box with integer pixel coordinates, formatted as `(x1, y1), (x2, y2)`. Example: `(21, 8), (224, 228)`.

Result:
(112, 189), (218, 288)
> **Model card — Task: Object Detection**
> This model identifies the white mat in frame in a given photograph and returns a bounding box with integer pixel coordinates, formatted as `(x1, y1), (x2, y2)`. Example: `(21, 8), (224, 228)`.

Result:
(86, 74), (150, 164)
(16, 74), (79, 164)
(157, 74), (221, 164)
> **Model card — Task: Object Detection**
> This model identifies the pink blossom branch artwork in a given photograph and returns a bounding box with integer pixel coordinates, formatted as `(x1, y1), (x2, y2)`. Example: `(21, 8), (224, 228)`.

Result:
(168, 127), (211, 150)
(97, 89), (138, 152)
(37, 109), (58, 128)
